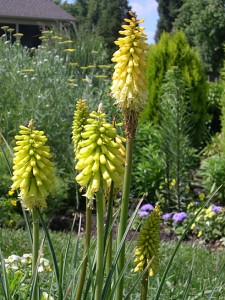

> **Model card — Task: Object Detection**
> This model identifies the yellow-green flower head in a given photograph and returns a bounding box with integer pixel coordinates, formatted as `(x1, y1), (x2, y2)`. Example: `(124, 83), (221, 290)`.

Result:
(134, 205), (161, 277)
(11, 120), (55, 210)
(111, 11), (148, 137)
(75, 106), (125, 200)
(72, 99), (89, 155)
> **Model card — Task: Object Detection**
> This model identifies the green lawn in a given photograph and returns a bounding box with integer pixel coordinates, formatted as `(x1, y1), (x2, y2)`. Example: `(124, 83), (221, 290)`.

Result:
(1, 228), (225, 299)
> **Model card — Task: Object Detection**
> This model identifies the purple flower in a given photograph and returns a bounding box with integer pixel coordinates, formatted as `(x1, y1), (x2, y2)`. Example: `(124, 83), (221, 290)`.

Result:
(140, 204), (154, 211)
(211, 205), (222, 212)
(172, 212), (187, 222)
(162, 213), (173, 220)
(138, 211), (149, 217)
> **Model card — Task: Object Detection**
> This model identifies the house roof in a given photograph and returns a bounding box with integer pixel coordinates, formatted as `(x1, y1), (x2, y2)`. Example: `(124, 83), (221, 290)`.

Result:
(0, 0), (75, 22)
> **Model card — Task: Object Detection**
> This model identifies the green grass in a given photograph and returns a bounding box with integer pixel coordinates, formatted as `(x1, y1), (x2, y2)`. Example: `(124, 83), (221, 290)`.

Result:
(1, 228), (225, 299)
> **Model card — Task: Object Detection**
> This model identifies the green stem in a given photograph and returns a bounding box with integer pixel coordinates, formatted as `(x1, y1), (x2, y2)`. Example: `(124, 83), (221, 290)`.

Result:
(32, 207), (39, 300)
(140, 268), (148, 300)
(95, 189), (105, 300)
(116, 137), (133, 300)
(106, 183), (114, 276)
(74, 198), (92, 300)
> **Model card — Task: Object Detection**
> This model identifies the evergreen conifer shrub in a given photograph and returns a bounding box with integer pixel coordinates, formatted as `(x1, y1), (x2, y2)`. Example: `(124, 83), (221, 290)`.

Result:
(143, 30), (207, 146)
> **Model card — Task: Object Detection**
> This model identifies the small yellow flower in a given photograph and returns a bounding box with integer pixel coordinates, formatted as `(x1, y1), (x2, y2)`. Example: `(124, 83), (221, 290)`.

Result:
(205, 206), (212, 214)
(95, 75), (108, 79)
(11, 200), (17, 206)
(197, 231), (202, 237)
(39, 35), (47, 40)
(21, 69), (34, 73)
(51, 36), (63, 40)
(187, 202), (194, 209)
(69, 62), (78, 67)
(208, 212), (215, 219)
(171, 179), (176, 186)
(8, 189), (14, 196)
(185, 185), (190, 193)
(42, 31), (53, 35)
(59, 40), (73, 44)
(199, 193), (205, 201)
(98, 64), (111, 69)
(191, 223), (195, 229)
(64, 48), (76, 53)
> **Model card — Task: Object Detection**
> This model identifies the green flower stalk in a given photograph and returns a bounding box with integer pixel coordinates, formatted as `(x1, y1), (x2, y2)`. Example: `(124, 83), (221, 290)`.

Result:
(75, 107), (125, 201)
(111, 10), (148, 138)
(74, 105), (125, 300)
(11, 120), (55, 210)
(11, 120), (54, 300)
(72, 99), (90, 300)
(110, 11), (148, 300)
(134, 205), (161, 300)
(72, 99), (89, 155)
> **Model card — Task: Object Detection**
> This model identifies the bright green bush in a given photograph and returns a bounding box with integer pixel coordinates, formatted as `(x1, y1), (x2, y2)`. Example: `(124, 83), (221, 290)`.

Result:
(197, 155), (225, 203)
(132, 122), (164, 201)
(143, 30), (207, 146)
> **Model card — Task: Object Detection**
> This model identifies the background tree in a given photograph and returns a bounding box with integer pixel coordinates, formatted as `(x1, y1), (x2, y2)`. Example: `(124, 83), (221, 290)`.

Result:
(173, 0), (225, 79)
(155, 0), (183, 41)
(142, 30), (207, 146)
(57, 0), (131, 55)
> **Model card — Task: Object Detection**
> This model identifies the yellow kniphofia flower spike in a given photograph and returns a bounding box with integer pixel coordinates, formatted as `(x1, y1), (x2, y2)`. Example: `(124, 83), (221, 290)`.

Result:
(111, 11), (148, 137)
(11, 120), (55, 210)
(72, 99), (89, 155)
(134, 205), (161, 276)
(75, 106), (125, 200)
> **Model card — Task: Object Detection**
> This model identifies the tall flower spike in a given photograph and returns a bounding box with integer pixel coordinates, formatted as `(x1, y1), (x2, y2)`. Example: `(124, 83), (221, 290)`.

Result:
(11, 120), (55, 210)
(134, 205), (161, 277)
(72, 99), (89, 155)
(111, 11), (148, 138)
(75, 106), (125, 200)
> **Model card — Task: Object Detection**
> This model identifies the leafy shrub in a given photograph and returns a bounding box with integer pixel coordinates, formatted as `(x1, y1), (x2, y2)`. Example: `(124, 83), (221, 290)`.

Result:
(132, 122), (165, 201)
(197, 155), (225, 203)
(143, 30), (207, 146)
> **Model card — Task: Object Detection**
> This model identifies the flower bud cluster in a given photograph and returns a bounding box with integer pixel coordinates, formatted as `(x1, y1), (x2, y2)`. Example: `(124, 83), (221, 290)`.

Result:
(111, 11), (148, 137)
(134, 205), (161, 276)
(11, 122), (54, 210)
(72, 99), (89, 155)
(4, 253), (51, 274)
(75, 110), (125, 199)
